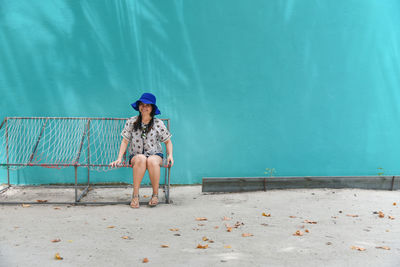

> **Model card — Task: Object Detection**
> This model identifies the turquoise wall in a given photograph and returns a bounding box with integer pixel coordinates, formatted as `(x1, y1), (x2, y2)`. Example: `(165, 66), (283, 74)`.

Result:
(1, 0), (400, 185)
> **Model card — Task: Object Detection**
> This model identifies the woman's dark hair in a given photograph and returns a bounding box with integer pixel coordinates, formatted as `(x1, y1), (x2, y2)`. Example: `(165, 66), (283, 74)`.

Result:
(133, 102), (156, 133)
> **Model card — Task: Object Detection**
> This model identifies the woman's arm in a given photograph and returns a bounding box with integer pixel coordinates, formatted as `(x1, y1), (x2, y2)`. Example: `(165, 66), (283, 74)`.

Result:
(164, 139), (174, 167)
(110, 138), (129, 167)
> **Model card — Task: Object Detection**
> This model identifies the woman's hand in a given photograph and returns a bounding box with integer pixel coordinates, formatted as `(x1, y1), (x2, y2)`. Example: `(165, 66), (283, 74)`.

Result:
(167, 154), (174, 167)
(110, 159), (122, 167)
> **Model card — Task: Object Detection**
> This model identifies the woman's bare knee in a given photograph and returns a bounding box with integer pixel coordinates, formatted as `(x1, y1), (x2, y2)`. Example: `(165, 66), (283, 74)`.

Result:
(146, 156), (161, 168)
(131, 154), (147, 166)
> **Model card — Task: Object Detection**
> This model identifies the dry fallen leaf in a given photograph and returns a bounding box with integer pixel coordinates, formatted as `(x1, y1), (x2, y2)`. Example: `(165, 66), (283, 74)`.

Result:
(388, 216), (395, 220)
(226, 227), (232, 232)
(198, 224), (205, 226)
(234, 222), (243, 228)
(161, 244), (169, 248)
(196, 217), (208, 221)
(242, 233), (253, 237)
(393, 202), (397, 206)
(289, 216), (296, 218)
(202, 236), (209, 241)
(378, 211), (385, 218)
(54, 253), (63, 260)
(142, 258), (149, 263)
(51, 239), (61, 243)
(305, 229), (310, 233)
(208, 240), (214, 243)
(376, 246), (390, 250)
(197, 244), (208, 249)
(262, 212), (271, 217)
(351, 246), (366, 251)
(304, 220), (317, 224)
(223, 216), (231, 221)
(121, 236), (129, 240)
(22, 204), (31, 208)
(346, 214), (359, 217)
(143, 195), (150, 198)
(107, 226), (115, 228)
(293, 230), (303, 236)
(169, 228), (179, 231)
(224, 245), (232, 249)
(36, 200), (48, 203)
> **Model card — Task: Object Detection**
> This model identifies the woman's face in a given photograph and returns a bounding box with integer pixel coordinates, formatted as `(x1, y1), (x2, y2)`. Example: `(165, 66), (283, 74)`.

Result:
(138, 102), (153, 116)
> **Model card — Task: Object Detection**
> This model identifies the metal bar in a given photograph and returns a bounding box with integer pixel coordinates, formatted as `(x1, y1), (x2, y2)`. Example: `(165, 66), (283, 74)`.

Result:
(166, 167), (171, 203)
(87, 119), (91, 185)
(77, 185), (90, 202)
(74, 120), (90, 163)
(0, 163), (165, 167)
(6, 119), (10, 186)
(7, 117), (169, 122)
(74, 166), (78, 202)
(28, 118), (48, 163)
(0, 118), (5, 130)
(0, 185), (10, 194)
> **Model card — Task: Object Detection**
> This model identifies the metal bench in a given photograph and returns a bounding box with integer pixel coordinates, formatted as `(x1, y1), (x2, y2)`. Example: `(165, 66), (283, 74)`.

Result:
(0, 117), (171, 205)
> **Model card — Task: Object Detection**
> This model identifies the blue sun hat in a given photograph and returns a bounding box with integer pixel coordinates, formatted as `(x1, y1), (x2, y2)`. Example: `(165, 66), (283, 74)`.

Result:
(131, 93), (161, 115)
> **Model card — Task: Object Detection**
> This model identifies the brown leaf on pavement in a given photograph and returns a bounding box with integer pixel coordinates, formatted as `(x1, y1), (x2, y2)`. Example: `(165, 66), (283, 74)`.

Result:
(107, 226), (115, 228)
(36, 200), (48, 203)
(121, 236), (129, 240)
(378, 211), (385, 218)
(393, 202), (396, 206)
(214, 226), (219, 229)
(242, 233), (253, 237)
(202, 236), (209, 241)
(169, 228), (179, 231)
(224, 245), (232, 249)
(223, 216), (231, 221)
(351, 246), (366, 251)
(54, 253), (63, 260)
(53, 207), (61, 210)
(388, 216), (395, 220)
(142, 258), (149, 263)
(161, 244), (169, 248)
(289, 216), (296, 218)
(305, 229), (310, 233)
(196, 217), (208, 221)
(293, 230), (303, 236)
(262, 212), (271, 217)
(226, 227), (232, 232)
(51, 239), (61, 243)
(376, 246), (390, 250)
(22, 204), (31, 208)
(234, 222), (244, 228)
(303, 220), (317, 224)
(197, 244), (209, 249)
(346, 214), (359, 217)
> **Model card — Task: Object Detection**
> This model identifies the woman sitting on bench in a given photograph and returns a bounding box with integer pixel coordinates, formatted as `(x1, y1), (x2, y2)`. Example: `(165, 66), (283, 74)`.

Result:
(110, 93), (173, 208)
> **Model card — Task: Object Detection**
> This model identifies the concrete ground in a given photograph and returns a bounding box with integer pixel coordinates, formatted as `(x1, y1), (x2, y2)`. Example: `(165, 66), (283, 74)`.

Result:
(0, 185), (399, 267)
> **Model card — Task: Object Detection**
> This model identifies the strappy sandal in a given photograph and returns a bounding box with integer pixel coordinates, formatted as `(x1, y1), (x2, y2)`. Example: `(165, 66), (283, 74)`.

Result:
(148, 194), (159, 207)
(130, 194), (139, 208)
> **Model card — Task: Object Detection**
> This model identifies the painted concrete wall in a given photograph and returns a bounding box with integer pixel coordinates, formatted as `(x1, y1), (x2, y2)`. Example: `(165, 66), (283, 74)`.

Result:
(1, 0), (400, 184)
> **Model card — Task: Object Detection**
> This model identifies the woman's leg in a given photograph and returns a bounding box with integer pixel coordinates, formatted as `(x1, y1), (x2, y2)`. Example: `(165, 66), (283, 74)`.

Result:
(147, 155), (162, 198)
(131, 155), (147, 196)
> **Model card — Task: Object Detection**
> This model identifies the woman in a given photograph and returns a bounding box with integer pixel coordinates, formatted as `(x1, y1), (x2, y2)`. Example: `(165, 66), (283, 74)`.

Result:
(110, 93), (174, 208)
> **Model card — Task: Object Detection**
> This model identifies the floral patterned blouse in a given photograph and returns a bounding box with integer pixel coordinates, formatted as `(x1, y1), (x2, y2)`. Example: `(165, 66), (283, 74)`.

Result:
(121, 116), (172, 157)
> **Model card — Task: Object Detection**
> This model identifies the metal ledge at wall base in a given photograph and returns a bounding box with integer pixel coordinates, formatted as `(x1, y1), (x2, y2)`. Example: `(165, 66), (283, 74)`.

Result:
(202, 176), (400, 192)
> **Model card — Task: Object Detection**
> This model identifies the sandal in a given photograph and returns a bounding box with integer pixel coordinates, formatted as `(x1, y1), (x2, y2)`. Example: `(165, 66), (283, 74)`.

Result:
(130, 194), (139, 208)
(148, 194), (159, 207)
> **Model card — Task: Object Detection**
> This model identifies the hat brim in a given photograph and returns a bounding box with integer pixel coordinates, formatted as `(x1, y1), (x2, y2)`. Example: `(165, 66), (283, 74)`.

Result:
(131, 101), (161, 115)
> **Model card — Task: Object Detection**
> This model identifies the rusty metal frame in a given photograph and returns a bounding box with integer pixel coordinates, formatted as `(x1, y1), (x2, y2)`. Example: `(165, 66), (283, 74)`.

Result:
(0, 117), (172, 205)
